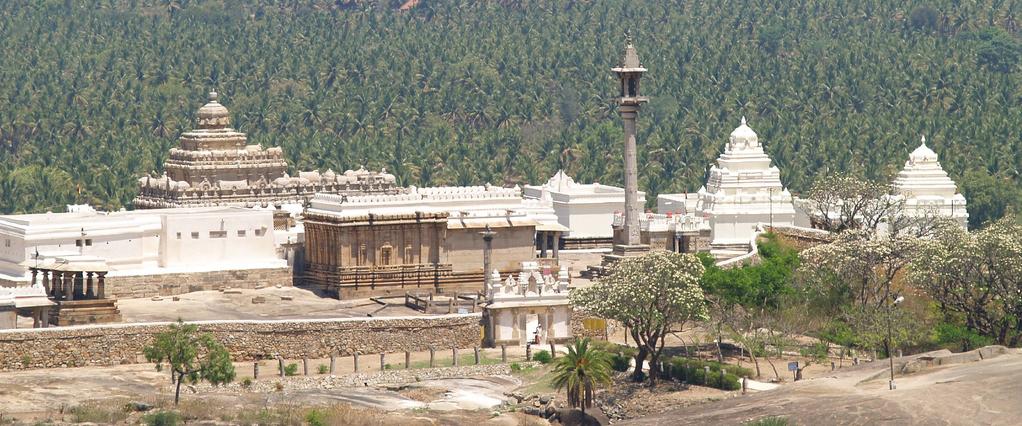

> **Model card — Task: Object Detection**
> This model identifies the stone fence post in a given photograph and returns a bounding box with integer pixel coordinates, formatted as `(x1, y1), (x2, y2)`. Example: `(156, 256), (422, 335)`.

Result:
(429, 348), (436, 368)
(353, 353), (360, 372)
(253, 362), (259, 379)
(474, 347), (480, 365)
(380, 353), (386, 371)
(405, 351), (411, 369)
(330, 355), (336, 374)
(501, 345), (507, 363)
(453, 347), (459, 366)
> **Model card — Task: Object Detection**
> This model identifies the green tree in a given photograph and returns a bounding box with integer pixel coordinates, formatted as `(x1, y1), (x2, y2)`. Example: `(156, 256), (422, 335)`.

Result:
(549, 338), (612, 413)
(571, 251), (708, 384)
(143, 320), (236, 405)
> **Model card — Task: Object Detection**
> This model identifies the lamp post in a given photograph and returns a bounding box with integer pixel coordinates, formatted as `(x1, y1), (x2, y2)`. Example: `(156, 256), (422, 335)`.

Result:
(887, 294), (905, 390)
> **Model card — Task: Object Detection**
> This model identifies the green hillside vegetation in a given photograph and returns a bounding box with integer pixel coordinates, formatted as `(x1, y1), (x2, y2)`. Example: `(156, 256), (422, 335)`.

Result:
(1, 1), (1021, 227)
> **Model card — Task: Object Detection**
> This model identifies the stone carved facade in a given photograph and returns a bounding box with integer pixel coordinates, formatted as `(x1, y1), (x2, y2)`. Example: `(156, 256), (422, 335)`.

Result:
(134, 92), (399, 209)
(302, 187), (541, 299)
(0, 314), (481, 370)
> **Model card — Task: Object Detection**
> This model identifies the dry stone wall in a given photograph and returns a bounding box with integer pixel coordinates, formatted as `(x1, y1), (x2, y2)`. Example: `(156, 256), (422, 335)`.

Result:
(0, 314), (482, 370)
(105, 267), (292, 299)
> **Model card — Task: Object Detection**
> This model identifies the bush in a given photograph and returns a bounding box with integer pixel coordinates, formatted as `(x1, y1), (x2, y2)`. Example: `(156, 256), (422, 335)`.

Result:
(932, 322), (995, 352)
(317, 364), (330, 374)
(510, 362), (522, 372)
(71, 404), (129, 424)
(745, 416), (790, 426)
(610, 353), (631, 372)
(306, 409), (328, 426)
(143, 411), (182, 426)
(668, 357), (746, 390)
(283, 363), (299, 376)
(241, 377), (253, 388)
(533, 350), (553, 364)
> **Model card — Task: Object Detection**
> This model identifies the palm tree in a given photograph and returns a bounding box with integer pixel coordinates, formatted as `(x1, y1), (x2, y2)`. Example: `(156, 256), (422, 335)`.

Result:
(549, 338), (612, 413)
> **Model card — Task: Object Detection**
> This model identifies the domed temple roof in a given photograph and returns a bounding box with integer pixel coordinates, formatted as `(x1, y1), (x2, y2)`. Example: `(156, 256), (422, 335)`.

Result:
(196, 91), (231, 129)
(908, 135), (939, 165)
(729, 116), (758, 146)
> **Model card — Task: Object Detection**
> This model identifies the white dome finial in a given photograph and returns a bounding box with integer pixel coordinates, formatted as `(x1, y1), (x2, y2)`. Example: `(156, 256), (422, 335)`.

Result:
(741, 116), (747, 126)
(921, 134), (926, 146)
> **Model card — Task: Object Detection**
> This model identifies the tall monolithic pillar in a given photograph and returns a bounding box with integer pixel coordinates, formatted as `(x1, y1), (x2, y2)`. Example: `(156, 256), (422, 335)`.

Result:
(619, 104), (641, 245)
(611, 34), (649, 250)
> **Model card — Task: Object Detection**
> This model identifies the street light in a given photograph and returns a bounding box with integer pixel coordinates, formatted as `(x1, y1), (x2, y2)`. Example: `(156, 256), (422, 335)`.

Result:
(887, 294), (904, 390)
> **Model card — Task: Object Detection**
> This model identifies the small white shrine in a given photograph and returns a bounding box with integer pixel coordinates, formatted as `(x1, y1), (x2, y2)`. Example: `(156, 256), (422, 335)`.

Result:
(891, 136), (968, 228)
(694, 118), (795, 259)
(483, 261), (573, 347)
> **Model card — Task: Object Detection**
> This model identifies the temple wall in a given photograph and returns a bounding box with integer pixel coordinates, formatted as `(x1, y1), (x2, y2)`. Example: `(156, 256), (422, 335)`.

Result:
(0, 314), (482, 370)
(104, 267), (292, 299)
(445, 226), (536, 273)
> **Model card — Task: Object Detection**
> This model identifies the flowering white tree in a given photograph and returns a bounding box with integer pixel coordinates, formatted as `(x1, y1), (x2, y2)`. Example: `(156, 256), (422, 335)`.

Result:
(798, 230), (920, 356)
(912, 218), (1022, 346)
(571, 251), (708, 383)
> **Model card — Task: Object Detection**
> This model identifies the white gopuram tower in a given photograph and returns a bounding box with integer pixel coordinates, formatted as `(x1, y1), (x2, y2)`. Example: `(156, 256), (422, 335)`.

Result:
(697, 117), (795, 260)
(891, 136), (968, 229)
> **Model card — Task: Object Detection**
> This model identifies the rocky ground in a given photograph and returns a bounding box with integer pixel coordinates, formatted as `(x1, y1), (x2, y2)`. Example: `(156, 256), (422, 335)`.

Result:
(626, 347), (1022, 425)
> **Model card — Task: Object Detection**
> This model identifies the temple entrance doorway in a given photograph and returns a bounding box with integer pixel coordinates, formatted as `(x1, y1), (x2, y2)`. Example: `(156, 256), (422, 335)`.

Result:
(526, 314), (540, 345)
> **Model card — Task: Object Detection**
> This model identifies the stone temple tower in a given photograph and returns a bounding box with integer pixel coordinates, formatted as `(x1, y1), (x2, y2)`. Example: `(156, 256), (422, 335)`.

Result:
(611, 34), (650, 255)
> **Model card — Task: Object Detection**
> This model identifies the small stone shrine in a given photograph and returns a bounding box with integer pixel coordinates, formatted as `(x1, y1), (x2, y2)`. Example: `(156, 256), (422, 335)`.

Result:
(24, 255), (121, 326)
(483, 262), (573, 347)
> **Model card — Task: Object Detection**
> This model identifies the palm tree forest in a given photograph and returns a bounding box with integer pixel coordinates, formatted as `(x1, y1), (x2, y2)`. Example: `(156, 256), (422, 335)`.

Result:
(2, 1), (1022, 229)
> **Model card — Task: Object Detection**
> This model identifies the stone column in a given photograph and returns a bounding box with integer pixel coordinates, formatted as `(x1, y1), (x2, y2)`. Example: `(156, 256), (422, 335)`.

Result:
(552, 232), (560, 260)
(64, 272), (74, 301)
(40, 307), (50, 327)
(538, 231), (547, 258)
(42, 270), (51, 296)
(97, 272), (106, 299)
(86, 272), (95, 299)
(480, 226), (495, 297)
(620, 104), (641, 246)
(30, 268), (38, 286)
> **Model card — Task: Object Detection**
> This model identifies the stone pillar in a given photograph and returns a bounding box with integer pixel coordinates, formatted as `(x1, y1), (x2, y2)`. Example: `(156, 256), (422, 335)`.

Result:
(538, 231), (547, 258)
(452, 347), (459, 366)
(405, 351), (411, 369)
(480, 225), (495, 297)
(329, 355), (336, 374)
(30, 268), (38, 286)
(620, 104), (641, 246)
(97, 272), (106, 299)
(474, 347), (480, 365)
(353, 353), (360, 372)
(552, 232), (560, 260)
(64, 272), (74, 301)
(379, 353), (386, 371)
(253, 362), (259, 379)
(31, 308), (39, 328)
(40, 307), (50, 327)
(86, 272), (95, 299)
(42, 270), (51, 296)
(501, 345), (507, 363)
(429, 348), (436, 368)
(302, 358), (309, 375)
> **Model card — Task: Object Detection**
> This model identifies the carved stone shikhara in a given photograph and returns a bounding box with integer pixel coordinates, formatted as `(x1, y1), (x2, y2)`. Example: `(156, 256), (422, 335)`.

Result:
(134, 91), (399, 209)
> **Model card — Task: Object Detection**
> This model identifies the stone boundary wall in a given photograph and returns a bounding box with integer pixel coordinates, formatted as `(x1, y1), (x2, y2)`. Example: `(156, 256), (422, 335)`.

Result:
(0, 314), (482, 370)
(105, 267), (293, 299)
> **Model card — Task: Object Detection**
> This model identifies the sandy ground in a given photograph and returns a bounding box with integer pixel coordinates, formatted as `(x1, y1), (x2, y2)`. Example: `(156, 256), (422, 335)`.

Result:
(115, 287), (424, 322)
(626, 351), (1022, 425)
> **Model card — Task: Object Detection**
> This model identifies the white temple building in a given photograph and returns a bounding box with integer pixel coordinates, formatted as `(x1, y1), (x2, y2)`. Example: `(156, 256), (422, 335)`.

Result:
(523, 171), (644, 249)
(0, 205), (289, 298)
(659, 118), (795, 260)
(484, 261), (573, 347)
(891, 136), (968, 228)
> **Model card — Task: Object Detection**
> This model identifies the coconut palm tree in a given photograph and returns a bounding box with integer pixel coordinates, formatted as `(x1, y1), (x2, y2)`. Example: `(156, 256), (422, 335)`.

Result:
(549, 338), (612, 413)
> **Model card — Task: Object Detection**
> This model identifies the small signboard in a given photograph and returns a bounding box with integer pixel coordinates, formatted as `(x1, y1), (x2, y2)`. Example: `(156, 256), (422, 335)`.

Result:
(787, 361), (799, 372)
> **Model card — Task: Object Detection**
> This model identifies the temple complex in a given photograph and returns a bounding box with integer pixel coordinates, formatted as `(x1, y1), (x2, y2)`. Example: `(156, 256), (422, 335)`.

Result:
(692, 118), (795, 259)
(134, 92), (399, 210)
(891, 136), (969, 228)
(302, 185), (561, 299)
(523, 171), (643, 249)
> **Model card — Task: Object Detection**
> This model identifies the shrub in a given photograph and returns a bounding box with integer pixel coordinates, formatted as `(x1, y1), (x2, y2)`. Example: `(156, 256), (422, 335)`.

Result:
(610, 353), (631, 372)
(274, 382), (284, 392)
(143, 411), (182, 426)
(510, 362), (522, 372)
(533, 350), (553, 364)
(305, 409), (328, 426)
(241, 377), (253, 388)
(71, 404), (129, 424)
(317, 364), (330, 374)
(283, 363), (299, 376)
(932, 322), (995, 352)
(668, 357), (745, 390)
(745, 416), (790, 426)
